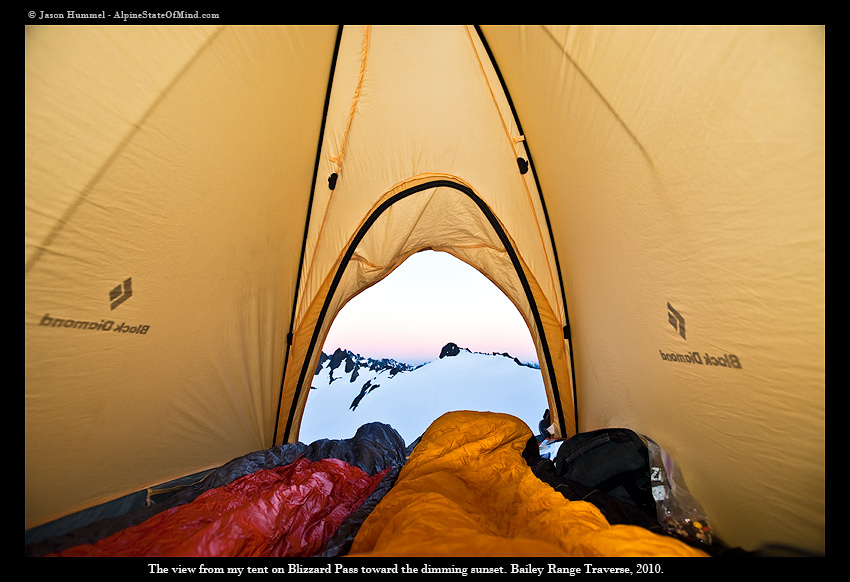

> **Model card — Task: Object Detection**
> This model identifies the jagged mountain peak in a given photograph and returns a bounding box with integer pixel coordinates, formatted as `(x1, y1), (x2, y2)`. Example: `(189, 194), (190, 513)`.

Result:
(316, 347), (419, 385)
(438, 342), (540, 370)
(438, 342), (463, 358)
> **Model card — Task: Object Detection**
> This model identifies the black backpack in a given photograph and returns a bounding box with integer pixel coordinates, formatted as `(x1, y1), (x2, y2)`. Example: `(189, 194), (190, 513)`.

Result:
(552, 428), (657, 519)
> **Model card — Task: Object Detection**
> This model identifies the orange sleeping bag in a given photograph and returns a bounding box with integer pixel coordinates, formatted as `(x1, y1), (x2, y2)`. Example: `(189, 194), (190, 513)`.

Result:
(349, 411), (708, 557)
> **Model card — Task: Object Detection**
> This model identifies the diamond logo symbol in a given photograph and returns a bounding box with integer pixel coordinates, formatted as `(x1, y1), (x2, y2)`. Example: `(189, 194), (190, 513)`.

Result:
(110, 278), (133, 310)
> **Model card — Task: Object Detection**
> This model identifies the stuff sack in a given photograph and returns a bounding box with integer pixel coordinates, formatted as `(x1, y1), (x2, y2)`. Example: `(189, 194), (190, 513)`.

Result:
(553, 428), (713, 547)
(553, 428), (657, 518)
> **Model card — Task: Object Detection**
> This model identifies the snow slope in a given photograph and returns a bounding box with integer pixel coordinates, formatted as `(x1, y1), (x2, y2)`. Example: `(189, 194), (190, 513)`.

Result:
(298, 345), (548, 446)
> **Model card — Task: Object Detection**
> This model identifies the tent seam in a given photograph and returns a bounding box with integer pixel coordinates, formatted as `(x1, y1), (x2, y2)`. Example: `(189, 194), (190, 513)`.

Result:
(466, 26), (562, 327)
(24, 25), (228, 277)
(537, 24), (656, 173)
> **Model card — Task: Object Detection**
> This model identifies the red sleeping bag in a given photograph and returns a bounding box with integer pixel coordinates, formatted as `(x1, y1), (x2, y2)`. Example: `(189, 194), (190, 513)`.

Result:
(49, 457), (388, 557)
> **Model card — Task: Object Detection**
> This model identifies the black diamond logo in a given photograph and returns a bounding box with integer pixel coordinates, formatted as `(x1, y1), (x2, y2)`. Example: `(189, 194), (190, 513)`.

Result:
(110, 278), (133, 310)
(667, 302), (685, 340)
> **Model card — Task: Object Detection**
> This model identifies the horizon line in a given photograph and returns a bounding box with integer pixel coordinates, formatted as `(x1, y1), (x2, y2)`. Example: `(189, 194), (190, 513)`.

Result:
(320, 342), (540, 366)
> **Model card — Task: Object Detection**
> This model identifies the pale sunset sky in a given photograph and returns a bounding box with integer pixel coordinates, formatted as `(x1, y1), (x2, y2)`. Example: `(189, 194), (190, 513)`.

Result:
(321, 250), (538, 365)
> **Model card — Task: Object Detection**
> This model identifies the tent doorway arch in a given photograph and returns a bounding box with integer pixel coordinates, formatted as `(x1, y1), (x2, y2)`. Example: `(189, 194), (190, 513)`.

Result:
(275, 176), (577, 445)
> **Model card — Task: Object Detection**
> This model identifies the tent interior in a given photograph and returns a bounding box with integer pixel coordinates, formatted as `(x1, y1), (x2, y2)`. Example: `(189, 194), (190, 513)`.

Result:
(25, 25), (824, 556)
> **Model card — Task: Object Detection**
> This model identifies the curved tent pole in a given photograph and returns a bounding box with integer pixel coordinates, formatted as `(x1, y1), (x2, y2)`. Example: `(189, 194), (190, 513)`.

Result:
(280, 180), (569, 444)
(474, 25), (578, 433)
(272, 25), (344, 446)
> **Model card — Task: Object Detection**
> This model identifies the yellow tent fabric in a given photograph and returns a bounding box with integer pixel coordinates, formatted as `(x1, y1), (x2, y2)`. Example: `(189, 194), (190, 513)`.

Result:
(25, 24), (824, 555)
(349, 411), (708, 557)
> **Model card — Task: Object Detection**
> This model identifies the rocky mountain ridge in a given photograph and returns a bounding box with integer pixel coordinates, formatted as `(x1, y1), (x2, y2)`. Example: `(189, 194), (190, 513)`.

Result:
(314, 342), (539, 412)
